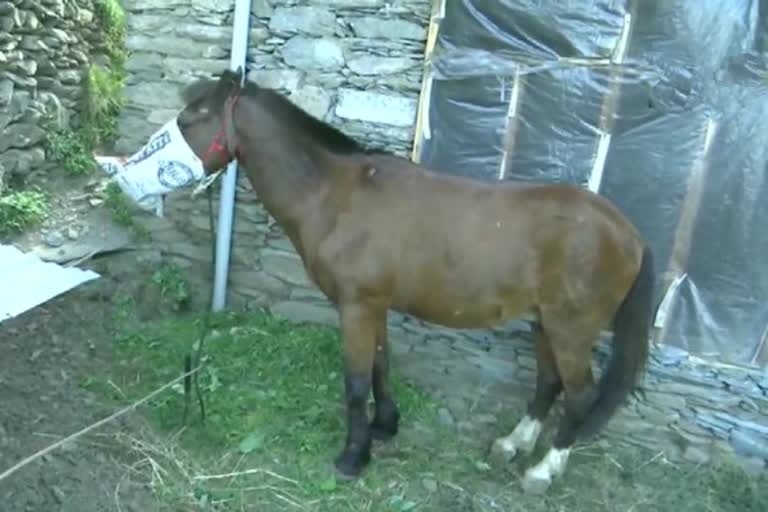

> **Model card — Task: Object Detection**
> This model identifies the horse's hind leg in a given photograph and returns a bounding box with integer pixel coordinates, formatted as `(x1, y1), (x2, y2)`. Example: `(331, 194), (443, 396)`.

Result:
(521, 320), (599, 494)
(370, 319), (400, 440)
(490, 323), (562, 462)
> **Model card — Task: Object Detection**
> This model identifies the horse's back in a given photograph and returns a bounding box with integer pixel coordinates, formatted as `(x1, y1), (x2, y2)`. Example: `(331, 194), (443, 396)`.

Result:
(366, 154), (644, 255)
(319, 153), (646, 326)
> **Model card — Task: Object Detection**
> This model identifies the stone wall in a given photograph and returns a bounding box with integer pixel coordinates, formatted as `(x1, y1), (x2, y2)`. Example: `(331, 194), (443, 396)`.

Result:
(0, 0), (106, 194)
(118, 0), (768, 473)
(116, 0), (425, 156)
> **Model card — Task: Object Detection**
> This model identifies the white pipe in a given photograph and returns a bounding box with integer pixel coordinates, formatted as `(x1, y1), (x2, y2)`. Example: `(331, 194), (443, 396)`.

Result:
(212, 0), (252, 311)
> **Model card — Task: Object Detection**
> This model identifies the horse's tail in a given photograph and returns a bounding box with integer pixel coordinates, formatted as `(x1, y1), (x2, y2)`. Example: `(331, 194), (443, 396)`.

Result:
(576, 244), (655, 440)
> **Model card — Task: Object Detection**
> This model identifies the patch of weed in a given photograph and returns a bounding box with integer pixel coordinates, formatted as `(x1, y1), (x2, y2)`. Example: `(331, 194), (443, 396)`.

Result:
(44, 125), (97, 176)
(0, 189), (49, 238)
(103, 182), (151, 240)
(150, 263), (192, 311)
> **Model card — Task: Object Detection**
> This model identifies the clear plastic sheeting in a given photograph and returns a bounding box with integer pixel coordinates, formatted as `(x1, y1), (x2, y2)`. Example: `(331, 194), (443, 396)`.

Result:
(436, 0), (628, 60)
(418, 75), (509, 181)
(501, 65), (614, 184)
(660, 54), (768, 364)
(417, 0), (768, 366)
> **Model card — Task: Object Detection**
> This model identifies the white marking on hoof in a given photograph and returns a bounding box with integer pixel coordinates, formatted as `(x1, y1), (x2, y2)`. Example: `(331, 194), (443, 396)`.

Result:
(490, 415), (542, 462)
(521, 447), (571, 494)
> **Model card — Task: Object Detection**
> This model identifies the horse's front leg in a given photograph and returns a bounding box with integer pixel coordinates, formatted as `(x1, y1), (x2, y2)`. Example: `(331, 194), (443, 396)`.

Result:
(370, 318), (400, 440)
(334, 300), (382, 479)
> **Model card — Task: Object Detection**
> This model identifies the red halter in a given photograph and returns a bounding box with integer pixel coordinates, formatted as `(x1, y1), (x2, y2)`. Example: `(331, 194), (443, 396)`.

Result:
(201, 90), (241, 169)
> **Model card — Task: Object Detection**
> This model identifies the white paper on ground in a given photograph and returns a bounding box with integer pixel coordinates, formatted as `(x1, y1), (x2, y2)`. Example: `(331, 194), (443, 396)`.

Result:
(95, 117), (207, 215)
(0, 244), (100, 323)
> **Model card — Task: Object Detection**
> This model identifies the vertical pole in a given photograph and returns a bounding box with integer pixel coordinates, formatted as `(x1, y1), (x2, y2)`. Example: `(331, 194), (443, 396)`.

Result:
(497, 66), (524, 180)
(653, 118), (718, 343)
(585, 8), (635, 193)
(410, 0), (445, 164)
(212, 0), (252, 312)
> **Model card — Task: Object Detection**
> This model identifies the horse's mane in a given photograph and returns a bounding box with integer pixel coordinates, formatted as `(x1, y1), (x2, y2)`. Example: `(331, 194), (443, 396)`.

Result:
(181, 70), (383, 156)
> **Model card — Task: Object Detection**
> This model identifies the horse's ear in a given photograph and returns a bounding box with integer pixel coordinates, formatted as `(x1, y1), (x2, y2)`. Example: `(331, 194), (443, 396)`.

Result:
(219, 67), (245, 89)
(180, 76), (217, 105)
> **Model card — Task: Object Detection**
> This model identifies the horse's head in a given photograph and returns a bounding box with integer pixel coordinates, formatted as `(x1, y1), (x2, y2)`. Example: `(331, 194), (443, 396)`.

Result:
(177, 68), (245, 175)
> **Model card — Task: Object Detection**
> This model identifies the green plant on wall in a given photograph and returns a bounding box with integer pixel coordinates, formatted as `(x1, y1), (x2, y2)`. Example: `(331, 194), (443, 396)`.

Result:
(44, 127), (95, 176)
(45, 0), (127, 176)
(87, 0), (127, 148)
(94, 0), (127, 70)
(83, 63), (125, 149)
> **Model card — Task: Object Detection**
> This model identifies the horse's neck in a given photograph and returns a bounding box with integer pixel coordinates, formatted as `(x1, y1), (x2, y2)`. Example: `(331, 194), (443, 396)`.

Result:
(240, 134), (338, 245)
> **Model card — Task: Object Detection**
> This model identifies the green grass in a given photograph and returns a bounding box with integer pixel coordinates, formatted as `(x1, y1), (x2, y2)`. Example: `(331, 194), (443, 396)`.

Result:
(0, 189), (49, 237)
(104, 309), (445, 510)
(92, 305), (768, 511)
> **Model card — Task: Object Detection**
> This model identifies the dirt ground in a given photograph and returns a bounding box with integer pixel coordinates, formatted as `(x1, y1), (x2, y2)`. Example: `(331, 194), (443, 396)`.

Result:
(0, 253), (173, 512)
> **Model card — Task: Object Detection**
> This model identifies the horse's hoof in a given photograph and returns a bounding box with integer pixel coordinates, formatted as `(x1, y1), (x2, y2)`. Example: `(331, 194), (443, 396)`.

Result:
(333, 452), (368, 481)
(489, 437), (518, 464)
(370, 406), (400, 442)
(371, 426), (397, 442)
(370, 420), (398, 442)
(521, 470), (551, 495)
(333, 463), (361, 482)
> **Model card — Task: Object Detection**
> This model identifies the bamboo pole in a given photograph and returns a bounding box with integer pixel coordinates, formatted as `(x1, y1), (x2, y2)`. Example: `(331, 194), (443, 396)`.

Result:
(497, 67), (525, 180)
(653, 118), (718, 346)
(749, 322), (768, 366)
(410, 0), (445, 164)
(586, 4), (636, 192)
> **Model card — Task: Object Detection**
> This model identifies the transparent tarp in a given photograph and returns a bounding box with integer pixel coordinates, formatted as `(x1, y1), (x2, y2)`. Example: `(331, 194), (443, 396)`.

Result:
(417, 0), (768, 366)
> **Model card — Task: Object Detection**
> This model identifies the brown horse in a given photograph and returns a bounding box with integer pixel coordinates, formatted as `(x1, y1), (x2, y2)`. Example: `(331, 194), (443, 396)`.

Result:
(175, 69), (655, 494)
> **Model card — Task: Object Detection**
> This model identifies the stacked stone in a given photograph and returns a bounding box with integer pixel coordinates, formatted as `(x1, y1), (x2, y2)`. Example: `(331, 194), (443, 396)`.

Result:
(117, 0), (429, 156)
(255, 2), (428, 156)
(0, 0), (99, 193)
